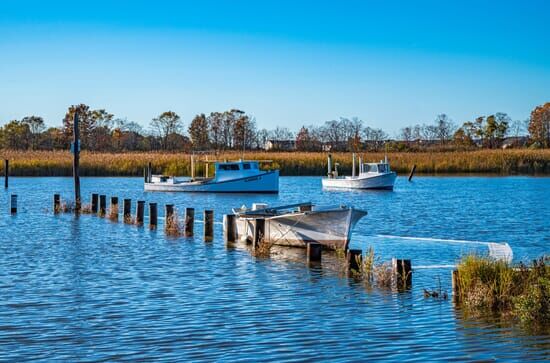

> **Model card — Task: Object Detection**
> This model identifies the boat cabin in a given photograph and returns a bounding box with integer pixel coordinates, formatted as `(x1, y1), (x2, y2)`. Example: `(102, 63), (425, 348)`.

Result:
(214, 160), (262, 182)
(360, 162), (391, 174)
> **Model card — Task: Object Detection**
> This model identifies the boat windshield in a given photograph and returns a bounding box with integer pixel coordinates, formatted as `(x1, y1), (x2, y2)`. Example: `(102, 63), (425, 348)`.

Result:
(218, 164), (240, 171)
(378, 164), (388, 173)
(364, 164), (378, 173)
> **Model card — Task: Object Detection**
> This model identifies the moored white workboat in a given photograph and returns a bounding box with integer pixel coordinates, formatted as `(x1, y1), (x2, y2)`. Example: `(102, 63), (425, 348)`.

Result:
(228, 203), (367, 250)
(322, 153), (397, 190)
(144, 159), (279, 193)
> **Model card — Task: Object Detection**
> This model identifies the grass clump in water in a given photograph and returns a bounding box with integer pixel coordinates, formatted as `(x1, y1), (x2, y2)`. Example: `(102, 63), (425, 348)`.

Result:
(165, 212), (181, 236)
(456, 255), (550, 328)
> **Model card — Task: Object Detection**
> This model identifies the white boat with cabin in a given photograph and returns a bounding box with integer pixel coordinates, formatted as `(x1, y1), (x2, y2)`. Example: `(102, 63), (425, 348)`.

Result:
(227, 202), (367, 250)
(144, 158), (279, 193)
(322, 153), (397, 190)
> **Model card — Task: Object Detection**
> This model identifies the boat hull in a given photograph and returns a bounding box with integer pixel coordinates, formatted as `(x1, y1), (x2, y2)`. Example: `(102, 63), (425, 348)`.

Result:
(322, 172), (396, 190)
(145, 170), (279, 193)
(232, 208), (367, 250)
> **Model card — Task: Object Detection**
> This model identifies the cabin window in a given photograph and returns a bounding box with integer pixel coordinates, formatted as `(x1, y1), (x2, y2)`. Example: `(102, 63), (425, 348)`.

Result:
(243, 163), (251, 170)
(378, 164), (387, 173)
(219, 164), (240, 171)
(365, 164), (377, 172)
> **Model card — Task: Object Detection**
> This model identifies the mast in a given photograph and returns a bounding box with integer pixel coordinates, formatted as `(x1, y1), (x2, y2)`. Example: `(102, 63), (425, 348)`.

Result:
(352, 153), (356, 178)
(327, 154), (333, 178)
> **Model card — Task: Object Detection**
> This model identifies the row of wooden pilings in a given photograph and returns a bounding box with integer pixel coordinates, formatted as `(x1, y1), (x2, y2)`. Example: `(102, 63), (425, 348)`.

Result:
(52, 193), (214, 241)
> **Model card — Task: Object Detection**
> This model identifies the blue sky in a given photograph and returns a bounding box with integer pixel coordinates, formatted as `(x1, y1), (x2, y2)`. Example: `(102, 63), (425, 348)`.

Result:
(0, 0), (548, 134)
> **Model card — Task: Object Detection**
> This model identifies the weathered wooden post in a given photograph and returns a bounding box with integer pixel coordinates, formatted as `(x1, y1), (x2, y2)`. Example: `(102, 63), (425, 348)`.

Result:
(346, 249), (362, 273)
(143, 167), (148, 183)
(91, 193), (99, 213)
(392, 258), (412, 287)
(252, 218), (265, 249)
(204, 210), (214, 242)
(307, 242), (322, 263)
(110, 196), (119, 220)
(53, 194), (61, 213)
(147, 162), (152, 183)
(184, 207), (194, 237)
(408, 164), (417, 182)
(149, 202), (158, 229)
(123, 198), (132, 223)
(136, 200), (145, 225)
(452, 269), (460, 302)
(4, 159), (8, 189)
(72, 111), (81, 211)
(99, 195), (106, 216)
(10, 194), (17, 214)
(224, 214), (236, 243)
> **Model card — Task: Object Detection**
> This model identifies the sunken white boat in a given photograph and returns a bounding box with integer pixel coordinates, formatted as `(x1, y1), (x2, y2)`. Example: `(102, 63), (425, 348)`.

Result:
(228, 202), (367, 250)
(145, 158), (279, 193)
(322, 153), (397, 190)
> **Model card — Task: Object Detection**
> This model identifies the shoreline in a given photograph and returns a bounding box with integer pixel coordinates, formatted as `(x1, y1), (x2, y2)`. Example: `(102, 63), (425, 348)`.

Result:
(1, 149), (549, 176)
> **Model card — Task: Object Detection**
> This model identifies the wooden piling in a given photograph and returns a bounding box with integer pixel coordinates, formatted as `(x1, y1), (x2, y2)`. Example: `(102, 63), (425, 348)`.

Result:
(53, 194), (61, 213)
(72, 111), (81, 211)
(147, 162), (152, 183)
(204, 210), (214, 242)
(99, 195), (106, 216)
(307, 242), (322, 263)
(452, 269), (460, 301)
(252, 218), (265, 248)
(392, 258), (412, 286)
(123, 199), (132, 223)
(136, 200), (145, 225)
(149, 202), (158, 229)
(110, 196), (119, 220)
(408, 164), (417, 181)
(224, 214), (236, 243)
(184, 207), (194, 237)
(91, 193), (99, 214)
(4, 159), (8, 189)
(165, 204), (174, 230)
(10, 194), (17, 214)
(346, 249), (362, 272)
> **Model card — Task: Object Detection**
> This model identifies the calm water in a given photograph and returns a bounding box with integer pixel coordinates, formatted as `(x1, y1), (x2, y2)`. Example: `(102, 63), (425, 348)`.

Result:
(0, 176), (549, 362)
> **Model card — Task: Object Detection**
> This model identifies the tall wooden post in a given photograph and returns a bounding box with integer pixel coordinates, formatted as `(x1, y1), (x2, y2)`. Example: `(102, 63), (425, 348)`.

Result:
(99, 195), (106, 216)
(149, 202), (158, 229)
(136, 200), (145, 225)
(73, 111), (81, 211)
(91, 193), (99, 213)
(224, 214), (236, 243)
(204, 210), (214, 242)
(408, 165), (417, 182)
(4, 159), (8, 189)
(123, 199), (132, 223)
(184, 207), (195, 237)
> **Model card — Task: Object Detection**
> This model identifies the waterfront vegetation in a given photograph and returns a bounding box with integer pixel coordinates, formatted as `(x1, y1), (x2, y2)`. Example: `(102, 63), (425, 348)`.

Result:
(1, 149), (549, 176)
(457, 255), (550, 329)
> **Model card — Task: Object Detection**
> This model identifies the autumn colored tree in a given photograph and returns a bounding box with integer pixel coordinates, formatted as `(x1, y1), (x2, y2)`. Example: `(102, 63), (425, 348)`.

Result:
(63, 104), (96, 149)
(0, 120), (31, 149)
(188, 113), (210, 150)
(21, 115), (45, 149)
(529, 102), (550, 147)
(295, 126), (312, 151)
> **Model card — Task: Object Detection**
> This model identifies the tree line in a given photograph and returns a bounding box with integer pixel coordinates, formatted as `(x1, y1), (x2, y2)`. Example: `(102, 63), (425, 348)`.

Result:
(1, 102), (549, 152)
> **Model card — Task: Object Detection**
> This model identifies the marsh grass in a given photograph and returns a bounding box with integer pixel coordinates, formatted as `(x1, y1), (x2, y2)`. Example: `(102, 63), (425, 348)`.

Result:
(252, 232), (273, 258)
(108, 205), (119, 221)
(457, 255), (550, 327)
(1, 149), (549, 176)
(165, 212), (181, 236)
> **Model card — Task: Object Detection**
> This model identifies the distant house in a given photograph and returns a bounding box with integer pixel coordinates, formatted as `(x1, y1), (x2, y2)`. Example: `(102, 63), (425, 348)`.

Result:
(264, 139), (296, 151)
(501, 136), (529, 149)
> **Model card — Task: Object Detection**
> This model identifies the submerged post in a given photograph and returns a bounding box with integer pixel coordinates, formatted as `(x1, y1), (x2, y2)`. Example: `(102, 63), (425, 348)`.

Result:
(123, 198), (132, 223)
(4, 159), (8, 189)
(10, 194), (17, 214)
(452, 269), (460, 301)
(307, 242), (322, 263)
(99, 195), (106, 216)
(149, 202), (158, 229)
(53, 194), (61, 214)
(184, 207), (194, 237)
(91, 193), (99, 214)
(204, 210), (214, 242)
(392, 258), (412, 286)
(110, 196), (119, 220)
(136, 200), (145, 225)
(252, 218), (265, 249)
(408, 164), (417, 182)
(224, 214), (236, 243)
(346, 249), (362, 273)
(72, 111), (81, 211)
